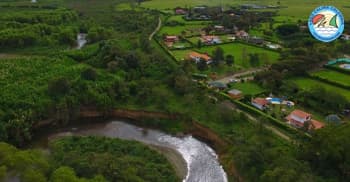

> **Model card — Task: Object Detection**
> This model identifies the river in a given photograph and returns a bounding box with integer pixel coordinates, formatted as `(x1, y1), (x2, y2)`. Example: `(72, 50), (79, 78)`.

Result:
(34, 120), (228, 182)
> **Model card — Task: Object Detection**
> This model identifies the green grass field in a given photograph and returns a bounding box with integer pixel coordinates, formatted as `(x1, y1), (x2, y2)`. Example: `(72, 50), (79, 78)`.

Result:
(171, 42), (280, 67)
(198, 43), (280, 67)
(159, 24), (205, 36)
(290, 78), (350, 101)
(230, 82), (266, 96)
(311, 69), (350, 87)
(140, 0), (350, 20)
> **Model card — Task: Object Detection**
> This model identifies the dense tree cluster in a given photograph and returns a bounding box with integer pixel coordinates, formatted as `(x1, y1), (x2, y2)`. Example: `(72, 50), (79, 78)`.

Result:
(300, 124), (350, 181)
(0, 8), (80, 48)
(0, 136), (178, 182)
(50, 136), (178, 182)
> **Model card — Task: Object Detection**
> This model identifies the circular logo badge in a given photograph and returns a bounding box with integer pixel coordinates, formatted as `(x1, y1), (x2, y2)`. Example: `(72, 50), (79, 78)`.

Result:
(308, 6), (344, 42)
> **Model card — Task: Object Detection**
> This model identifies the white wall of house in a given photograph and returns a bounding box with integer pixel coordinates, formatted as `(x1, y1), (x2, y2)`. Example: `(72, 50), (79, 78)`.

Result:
(252, 102), (264, 110)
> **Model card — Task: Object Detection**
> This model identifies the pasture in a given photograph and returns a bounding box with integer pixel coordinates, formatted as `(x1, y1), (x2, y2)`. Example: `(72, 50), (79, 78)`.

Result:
(290, 78), (350, 101)
(159, 24), (205, 36)
(171, 42), (280, 68)
(311, 69), (350, 87)
(198, 43), (280, 67)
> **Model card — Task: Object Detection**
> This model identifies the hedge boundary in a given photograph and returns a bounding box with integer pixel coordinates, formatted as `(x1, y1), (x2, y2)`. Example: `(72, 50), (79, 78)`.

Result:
(308, 74), (350, 91)
(217, 92), (312, 139)
(324, 64), (350, 75)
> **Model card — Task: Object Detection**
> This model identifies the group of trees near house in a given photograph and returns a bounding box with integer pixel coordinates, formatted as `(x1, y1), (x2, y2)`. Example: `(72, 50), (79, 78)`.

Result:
(0, 136), (178, 182)
(297, 123), (350, 181)
(196, 47), (235, 71)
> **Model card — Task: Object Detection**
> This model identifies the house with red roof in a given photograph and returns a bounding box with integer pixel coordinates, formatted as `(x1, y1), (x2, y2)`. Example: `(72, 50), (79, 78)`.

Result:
(164, 35), (179, 42)
(188, 51), (212, 64)
(286, 109), (325, 130)
(251, 98), (269, 110)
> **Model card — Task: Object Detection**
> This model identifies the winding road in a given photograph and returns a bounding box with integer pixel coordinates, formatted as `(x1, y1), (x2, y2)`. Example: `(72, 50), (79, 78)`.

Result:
(149, 17), (162, 41)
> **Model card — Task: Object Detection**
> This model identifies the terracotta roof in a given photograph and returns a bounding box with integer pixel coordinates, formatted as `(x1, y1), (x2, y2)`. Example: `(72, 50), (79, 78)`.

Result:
(290, 109), (311, 119)
(310, 119), (325, 130)
(252, 98), (268, 106)
(188, 52), (212, 61)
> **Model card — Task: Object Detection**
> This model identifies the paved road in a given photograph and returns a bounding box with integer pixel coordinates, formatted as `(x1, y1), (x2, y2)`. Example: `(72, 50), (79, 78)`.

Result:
(214, 68), (267, 84)
(149, 17), (162, 41)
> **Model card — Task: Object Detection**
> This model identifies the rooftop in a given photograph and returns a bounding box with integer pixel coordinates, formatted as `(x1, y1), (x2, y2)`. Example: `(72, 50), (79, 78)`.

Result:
(189, 51), (212, 61)
(290, 109), (311, 119)
(228, 89), (242, 95)
(253, 98), (269, 105)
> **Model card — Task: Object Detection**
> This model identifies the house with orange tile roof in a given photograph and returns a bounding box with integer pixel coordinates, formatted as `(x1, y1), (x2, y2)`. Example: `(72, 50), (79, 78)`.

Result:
(309, 119), (325, 130)
(286, 109), (325, 130)
(251, 98), (269, 110)
(188, 51), (212, 64)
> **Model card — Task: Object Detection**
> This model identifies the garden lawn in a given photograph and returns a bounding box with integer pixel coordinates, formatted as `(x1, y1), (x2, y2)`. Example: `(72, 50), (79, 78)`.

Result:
(171, 49), (192, 61)
(159, 24), (205, 36)
(197, 43), (280, 67)
(290, 78), (350, 101)
(311, 69), (350, 87)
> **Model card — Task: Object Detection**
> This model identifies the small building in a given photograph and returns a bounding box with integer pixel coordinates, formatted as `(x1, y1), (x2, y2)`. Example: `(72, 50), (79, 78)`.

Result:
(325, 114), (342, 125)
(209, 81), (227, 90)
(341, 34), (350, 40)
(235, 30), (249, 40)
(227, 35), (236, 41)
(175, 8), (187, 15)
(188, 51), (212, 64)
(299, 25), (308, 31)
(164, 35), (179, 42)
(201, 35), (221, 44)
(286, 109), (325, 130)
(249, 36), (264, 44)
(265, 42), (282, 49)
(227, 89), (243, 99)
(214, 25), (225, 31)
(251, 98), (269, 110)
